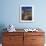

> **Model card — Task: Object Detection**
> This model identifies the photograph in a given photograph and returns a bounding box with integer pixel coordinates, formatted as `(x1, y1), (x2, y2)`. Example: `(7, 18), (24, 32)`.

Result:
(20, 5), (34, 22)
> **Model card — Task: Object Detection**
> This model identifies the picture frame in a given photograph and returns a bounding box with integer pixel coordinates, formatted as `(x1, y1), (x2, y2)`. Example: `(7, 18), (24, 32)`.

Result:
(20, 5), (34, 22)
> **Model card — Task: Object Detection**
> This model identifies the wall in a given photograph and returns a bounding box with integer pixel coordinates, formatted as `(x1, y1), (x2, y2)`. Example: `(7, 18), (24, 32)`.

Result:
(0, 0), (46, 29)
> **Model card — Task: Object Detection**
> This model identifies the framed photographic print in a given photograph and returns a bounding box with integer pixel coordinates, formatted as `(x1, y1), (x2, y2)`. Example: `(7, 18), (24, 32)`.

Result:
(20, 5), (34, 22)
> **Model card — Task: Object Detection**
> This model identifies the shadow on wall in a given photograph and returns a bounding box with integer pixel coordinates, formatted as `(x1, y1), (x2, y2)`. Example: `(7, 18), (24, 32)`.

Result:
(0, 24), (7, 43)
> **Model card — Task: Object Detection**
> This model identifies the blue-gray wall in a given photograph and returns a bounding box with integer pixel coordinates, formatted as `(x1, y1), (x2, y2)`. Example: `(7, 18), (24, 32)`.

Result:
(0, 0), (46, 30)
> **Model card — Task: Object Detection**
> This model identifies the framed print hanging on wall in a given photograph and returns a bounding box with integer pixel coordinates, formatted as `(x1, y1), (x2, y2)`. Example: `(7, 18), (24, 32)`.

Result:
(20, 5), (34, 22)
